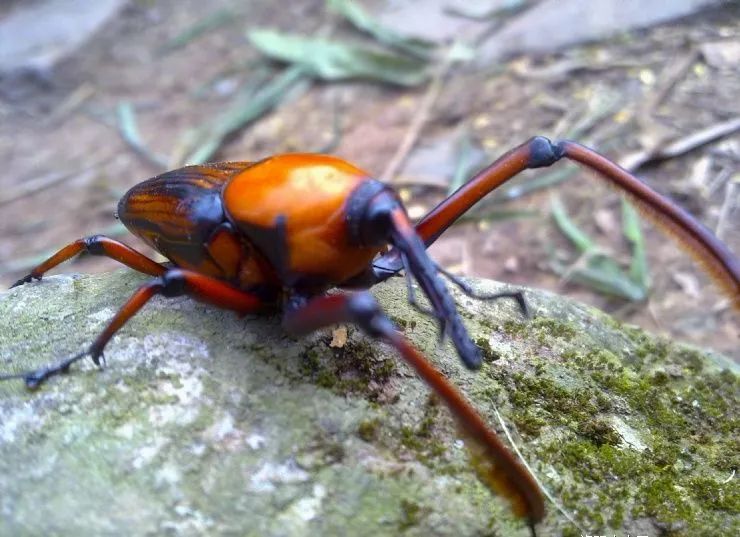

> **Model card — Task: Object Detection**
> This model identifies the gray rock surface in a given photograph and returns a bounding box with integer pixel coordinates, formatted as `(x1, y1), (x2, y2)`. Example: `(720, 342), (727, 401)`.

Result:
(0, 270), (737, 536)
(0, 0), (126, 97)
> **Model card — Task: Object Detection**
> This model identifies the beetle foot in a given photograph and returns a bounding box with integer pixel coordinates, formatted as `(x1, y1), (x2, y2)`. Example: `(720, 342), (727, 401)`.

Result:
(435, 265), (530, 318)
(0, 349), (91, 389)
(10, 273), (41, 289)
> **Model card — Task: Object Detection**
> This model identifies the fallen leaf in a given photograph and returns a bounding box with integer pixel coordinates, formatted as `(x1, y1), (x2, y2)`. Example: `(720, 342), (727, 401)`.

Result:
(330, 326), (348, 348)
(700, 40), (740, 69)
(672, 272), (701, 298)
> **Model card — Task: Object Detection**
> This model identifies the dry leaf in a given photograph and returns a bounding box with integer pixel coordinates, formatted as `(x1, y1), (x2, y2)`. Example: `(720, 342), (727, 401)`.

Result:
(330, 326), (348, 348)
(672, 272), (701, 299)
(700, 41), (740, 69)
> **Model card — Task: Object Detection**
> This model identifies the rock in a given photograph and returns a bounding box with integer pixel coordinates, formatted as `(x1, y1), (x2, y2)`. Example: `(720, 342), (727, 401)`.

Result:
(0, 0), (127, 98)
(478, 0), (725, 62)
(375, 0), (725, 63)
(0, 270), (737, 535)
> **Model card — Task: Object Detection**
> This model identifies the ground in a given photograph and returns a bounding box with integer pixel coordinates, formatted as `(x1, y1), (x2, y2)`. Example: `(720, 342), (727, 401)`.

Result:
(0, 0), (737, 360)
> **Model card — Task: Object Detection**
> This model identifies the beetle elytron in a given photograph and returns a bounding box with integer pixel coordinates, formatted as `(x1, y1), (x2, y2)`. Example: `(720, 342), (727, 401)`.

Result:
(3, 137), (739, 532)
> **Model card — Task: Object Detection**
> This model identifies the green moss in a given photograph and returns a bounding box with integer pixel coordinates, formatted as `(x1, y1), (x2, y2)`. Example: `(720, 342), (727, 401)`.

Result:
(501, 319), (527, 338)
(608, 502), (625, 528)
(297, 334), (397, 400)
(688, 476), (740, 511)
(511, 410), (546, 437)
(530, 316), (579, 342)
(398, 498), (422, 530)
(357, 419), (380, 442)
(391, 316), (417, 330)
(577, 418), (620, 447)
(475, 337), (501, 362)
(398, 396), (447, 462)
(507, 373), (600, 428)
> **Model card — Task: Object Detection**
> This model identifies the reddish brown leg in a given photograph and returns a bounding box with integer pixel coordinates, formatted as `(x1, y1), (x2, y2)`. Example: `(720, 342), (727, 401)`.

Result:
(11, 235), (167, 288)
(375, 137), (739, 306)
(1, 268), (266, 388)
(283, 291), (545, 530)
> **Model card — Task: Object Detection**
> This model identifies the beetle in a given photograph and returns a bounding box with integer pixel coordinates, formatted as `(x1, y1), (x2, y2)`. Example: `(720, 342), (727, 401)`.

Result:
(2, 136), (738, 533)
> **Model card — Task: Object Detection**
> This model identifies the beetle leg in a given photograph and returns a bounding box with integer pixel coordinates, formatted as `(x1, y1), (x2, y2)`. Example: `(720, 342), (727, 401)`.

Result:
(435, 265), (529, 318)
(11, 235), (167, 288)
(282, 291), (545, 529)
(371, 137), (739, 306)
(1, 268), (267, 388)
(398, 137), (740, 304)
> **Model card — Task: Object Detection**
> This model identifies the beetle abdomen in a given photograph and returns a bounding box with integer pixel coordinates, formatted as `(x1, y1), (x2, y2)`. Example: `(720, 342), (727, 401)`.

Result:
(118, 163), (254, 279)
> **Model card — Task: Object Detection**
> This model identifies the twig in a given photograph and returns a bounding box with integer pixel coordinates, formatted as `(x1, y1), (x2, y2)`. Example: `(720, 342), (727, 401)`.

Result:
(620, 116), (740, 171)
(380, 47), (456, 183)
(117, 102), (169, 170)
(0, 157), (112, 208)
(640, 49), (699, 121)
(47, 83), (96, 124)
(493, 408), (584, 533)
(715, 178), (738, 241)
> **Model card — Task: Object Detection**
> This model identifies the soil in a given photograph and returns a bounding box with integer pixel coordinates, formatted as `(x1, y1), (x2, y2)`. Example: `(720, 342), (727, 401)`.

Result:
(0, 0), (737, 358)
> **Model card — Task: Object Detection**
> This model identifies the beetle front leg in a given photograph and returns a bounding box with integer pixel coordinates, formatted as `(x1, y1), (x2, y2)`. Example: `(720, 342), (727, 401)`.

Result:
(283, 291), (545, 530)
(11, 235), (167, 288)
(1, 269), (268, 388)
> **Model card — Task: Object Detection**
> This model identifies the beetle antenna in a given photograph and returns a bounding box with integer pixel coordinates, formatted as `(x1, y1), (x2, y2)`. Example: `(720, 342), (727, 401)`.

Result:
(384, 204), (483, 369)
(399, 251), (448, 342)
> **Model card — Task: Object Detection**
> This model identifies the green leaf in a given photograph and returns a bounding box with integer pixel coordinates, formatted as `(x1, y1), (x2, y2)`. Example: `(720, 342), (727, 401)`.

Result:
(116, 102), (168, 169)
(550, 195), (594, 253)
(549, 196), (649, 301)
(490, 166), (579, 204)
(621, 198), (650, 290)
(456, 208), (538, 224)
(448, 127), (485, 195)
(327, 0), (436, 59)
(158, 9), (234, 54)
(248, 30), (429, 87)
(184, 66), (308, 164)
(551, 255), (648, 302)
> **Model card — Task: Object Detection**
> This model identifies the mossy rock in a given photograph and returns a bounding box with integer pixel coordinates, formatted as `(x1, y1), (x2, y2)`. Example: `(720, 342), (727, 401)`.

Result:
(0, 270), (737, 536)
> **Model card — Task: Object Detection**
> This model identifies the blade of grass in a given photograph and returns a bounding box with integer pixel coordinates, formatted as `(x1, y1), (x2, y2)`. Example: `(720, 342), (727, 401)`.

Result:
(327, 0), (436, 59)
(490, 166), (579, 203)
(311, 96), (343, 154)
(158, 9), (234, 54)
(117, 102), (168, 169)
(448, 126), (486, 195)
(248, 29), (429, 87)
(456, 207), (539, 224)
(550, 195), (594, 253)
(184, 65), (308, 165)
(621, 198), (650, 290)
(551, 255), (648, 301)
(550, 196), (648, 301)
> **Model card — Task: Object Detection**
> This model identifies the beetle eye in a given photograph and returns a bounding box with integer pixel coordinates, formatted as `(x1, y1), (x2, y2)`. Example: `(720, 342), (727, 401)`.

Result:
(345, 180), (398, 248)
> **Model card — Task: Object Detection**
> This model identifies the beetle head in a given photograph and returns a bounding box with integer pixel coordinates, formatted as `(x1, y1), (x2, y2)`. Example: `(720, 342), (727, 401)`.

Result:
(347, 181), (483, 370)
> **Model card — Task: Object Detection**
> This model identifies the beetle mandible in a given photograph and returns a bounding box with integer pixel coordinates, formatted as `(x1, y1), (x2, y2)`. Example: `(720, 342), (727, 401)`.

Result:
(3, 136), (739, 532)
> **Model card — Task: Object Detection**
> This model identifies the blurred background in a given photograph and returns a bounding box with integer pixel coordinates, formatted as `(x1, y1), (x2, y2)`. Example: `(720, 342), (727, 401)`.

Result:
(0, 0), (737, 358)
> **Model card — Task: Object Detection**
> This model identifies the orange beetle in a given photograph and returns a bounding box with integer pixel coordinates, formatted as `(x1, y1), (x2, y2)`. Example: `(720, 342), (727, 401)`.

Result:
(4, 137), (739, 533)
